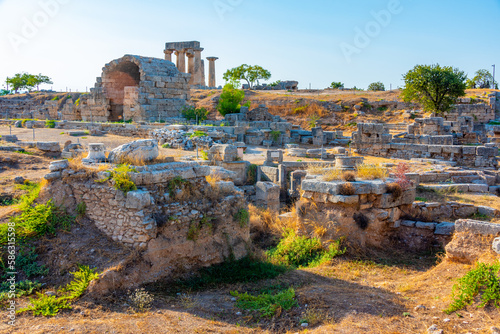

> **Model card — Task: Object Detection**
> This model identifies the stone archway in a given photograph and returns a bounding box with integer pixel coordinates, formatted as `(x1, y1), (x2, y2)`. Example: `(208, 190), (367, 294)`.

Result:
(102, 61), (140, 122)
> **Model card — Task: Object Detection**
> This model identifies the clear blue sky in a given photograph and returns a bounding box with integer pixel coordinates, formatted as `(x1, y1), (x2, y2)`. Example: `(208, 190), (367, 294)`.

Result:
(1, 0), (499, 91)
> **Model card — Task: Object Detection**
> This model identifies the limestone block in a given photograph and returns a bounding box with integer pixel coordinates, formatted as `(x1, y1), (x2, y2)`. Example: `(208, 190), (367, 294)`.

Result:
(435, 222), (455, 235)
(126, 190), (151, 210)
(477, 206), (498, 217)
(49, 160), (69, 172)
(492, 238), (500, 255)
(415, 221), (437, 230)
(108, 139), (159, 163)
(44, 171), (62, 181)
(216, 181), (235, 193)
(328, 195), (359, 204)
(400, 220), (416, 227)
(36, 141), (61, 152)
(455, 219), (500, 235)
(454, 204), (477, 217)
(468, 184), (489, 193)
(301, 180), (338, 194)
(462, 146), (476, 155)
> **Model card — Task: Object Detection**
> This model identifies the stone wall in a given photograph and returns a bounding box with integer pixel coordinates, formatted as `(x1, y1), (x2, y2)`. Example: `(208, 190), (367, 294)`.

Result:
(353, 122), (498, 168)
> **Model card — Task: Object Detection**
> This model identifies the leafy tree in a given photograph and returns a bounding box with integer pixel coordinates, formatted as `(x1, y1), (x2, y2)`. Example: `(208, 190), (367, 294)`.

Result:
(6, 73), (29, 93)
(330, 82), (344, 89)
(223, 64), (271, 89)
(217, 84), (250, 117)
(466, 69), (497, 89)
(5, 73), (52, 93)
(181, 106), (209, 124)
(29, 74), (53, 91)
(0, 89), (10, 96)
(401, 64), (467, 114)
(368, 81), (385, 91)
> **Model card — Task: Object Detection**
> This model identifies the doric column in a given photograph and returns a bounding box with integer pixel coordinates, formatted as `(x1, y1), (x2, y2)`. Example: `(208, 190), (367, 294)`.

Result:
(175, 49), (186, 73)
(164, 49), (175, 62)
(201, 60), (206, 87)
(186, 49), (195, 85)
(206, 57), (219, 88)
(193, 48), (204, 86)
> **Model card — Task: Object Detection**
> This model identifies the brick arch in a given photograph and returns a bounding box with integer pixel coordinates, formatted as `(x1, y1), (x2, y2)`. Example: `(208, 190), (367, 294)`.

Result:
(102, 60), (141, 122)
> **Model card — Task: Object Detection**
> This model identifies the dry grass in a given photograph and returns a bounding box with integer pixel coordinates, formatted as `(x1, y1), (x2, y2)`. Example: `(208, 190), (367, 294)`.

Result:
(341, 171), (356, 182)
(386, 182), (402, 199)
(338, 183), (356, 196)
(356, 163), (388, 180)
(248, 204), (301, 235)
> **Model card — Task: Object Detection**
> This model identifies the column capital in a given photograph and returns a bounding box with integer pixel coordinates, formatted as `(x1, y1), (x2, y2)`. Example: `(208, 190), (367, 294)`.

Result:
(164, 48), (175, 54)
(206, 57), (219, 61)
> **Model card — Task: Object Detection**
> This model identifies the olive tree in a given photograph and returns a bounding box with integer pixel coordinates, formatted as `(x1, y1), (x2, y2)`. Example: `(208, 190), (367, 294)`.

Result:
(223, 64), (271, 89)
(401, 64), (466, 114)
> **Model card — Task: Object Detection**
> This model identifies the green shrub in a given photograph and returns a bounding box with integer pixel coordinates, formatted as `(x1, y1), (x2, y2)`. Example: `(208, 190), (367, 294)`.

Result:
(19, 265), (99, 317)
(270, 131), (281, 142)
(217, 84), (250, 117)
(181, 106), (209, 123)
(445, 262), (500, 314)
(21, 119), (34, 127)
(247, 164), (258, 185)
(76, 202), (86, 217)
(234, 208), (249, 227)
(187, 215), (214, 241)
(45, 120), (56, 128)
(0, 280), (42, 301)
(230, 287), (297, 318)
(16, 247), (49, 278)
(267, 229), (345, 268)
(111, 165), (137, 194)
(51, 96), (59, 101)
(190, 130), (207, 138)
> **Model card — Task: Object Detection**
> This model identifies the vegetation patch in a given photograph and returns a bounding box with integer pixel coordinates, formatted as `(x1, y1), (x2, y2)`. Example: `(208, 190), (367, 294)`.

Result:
(19, 265), (99, 317)
(45, 120), (56, 128)
(267, 229), (345, 268)
(338, 182), (356, 196)
(234, 208), (250, 228)
(230, 287), (297, 318)
(445, 262), (500, 314)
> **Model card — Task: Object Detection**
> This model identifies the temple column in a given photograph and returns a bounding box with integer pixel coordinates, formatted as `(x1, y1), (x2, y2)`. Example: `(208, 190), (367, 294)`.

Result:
(164, 49), (175, 62)
(201, 60), (206, 87)
(175, 50), (186, 73)
(186, 49), (195, 85)
(206, 57), (219, 88)
(193, 48), (204, 86)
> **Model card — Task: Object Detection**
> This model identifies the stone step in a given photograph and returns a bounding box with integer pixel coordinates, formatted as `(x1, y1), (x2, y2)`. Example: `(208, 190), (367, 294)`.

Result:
(419, 183), (490, 193)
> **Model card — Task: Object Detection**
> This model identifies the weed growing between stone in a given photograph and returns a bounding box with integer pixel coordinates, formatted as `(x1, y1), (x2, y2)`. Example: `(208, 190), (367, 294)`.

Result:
(266, 229), (345, 268)
(111, 164), (137, 193)
(230, 287), (297, 318)
(234, 208), (250, 228)
(19, 265), (99, 317)
(445, 262), (500, 314)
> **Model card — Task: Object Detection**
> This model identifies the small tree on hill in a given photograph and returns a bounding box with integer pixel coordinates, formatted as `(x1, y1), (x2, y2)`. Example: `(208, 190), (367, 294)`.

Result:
(368, 81), (385, 91)
(217, 84), (251, 117)
(466, 69), (497, 89)
(6, 72), (52, 93)
(223, 64), (271, 89)
(401, 64), (467, 114)
(330, 82), (344, 89)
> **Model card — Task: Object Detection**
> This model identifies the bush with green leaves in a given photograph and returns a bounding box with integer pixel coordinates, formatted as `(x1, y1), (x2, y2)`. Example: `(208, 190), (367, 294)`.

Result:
(107, 165), (137, 194)
(0, 280), (42, 301)
(230, 287), (297, 318)
(45, 120), (56, 128)
(234, 208), (249, 227)
(401, 64), (467, 113)
(445, 262), (500, 314)
(181, 106), (209, 123)
(217, 84), (250, 117)
(330, 82), (344, 89)
(368, 81), (385, 91)
(247, 164), (258, 185)
(19, 265), (99, 317)
(267, 229), (345, 268)
(0, 182), (75, 245)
